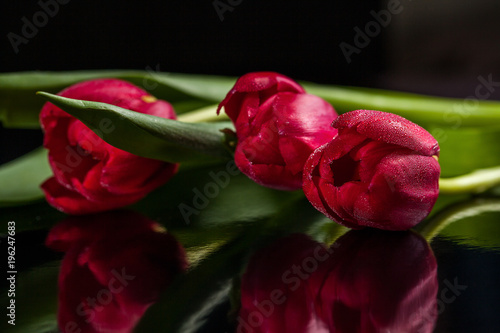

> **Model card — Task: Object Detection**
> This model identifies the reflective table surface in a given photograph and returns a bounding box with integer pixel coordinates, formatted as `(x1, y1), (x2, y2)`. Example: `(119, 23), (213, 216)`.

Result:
(2, 164), (500, 333)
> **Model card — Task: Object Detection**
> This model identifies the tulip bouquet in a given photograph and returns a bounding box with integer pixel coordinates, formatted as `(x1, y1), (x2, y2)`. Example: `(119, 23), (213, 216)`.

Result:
(2, 70), (500, 332)
(2, 70), (499, 229)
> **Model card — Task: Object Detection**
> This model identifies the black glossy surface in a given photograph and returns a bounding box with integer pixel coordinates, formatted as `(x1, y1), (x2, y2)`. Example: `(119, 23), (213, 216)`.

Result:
(1, 191), (500, 332)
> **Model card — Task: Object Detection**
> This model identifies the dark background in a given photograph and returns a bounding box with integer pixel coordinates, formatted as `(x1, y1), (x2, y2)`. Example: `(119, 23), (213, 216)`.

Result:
(2, 1), (500, 332)
(0, 0), (386, 163)
(2, 0), (500, 163)
(2, 0), (500, 164)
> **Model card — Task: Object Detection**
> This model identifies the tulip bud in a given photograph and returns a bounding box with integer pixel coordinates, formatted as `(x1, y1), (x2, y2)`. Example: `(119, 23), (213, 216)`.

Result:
(40, 79), (179, 214)
(303, 110), (440, 230)
(218, 72), (338, 190)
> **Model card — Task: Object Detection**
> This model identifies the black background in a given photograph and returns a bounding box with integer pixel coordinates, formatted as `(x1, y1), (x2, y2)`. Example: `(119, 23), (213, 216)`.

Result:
(2, 0), (500, 163)
(1, 1), (384, 82)
(2, 0), (499, 163)
(1, 0), (386, 163)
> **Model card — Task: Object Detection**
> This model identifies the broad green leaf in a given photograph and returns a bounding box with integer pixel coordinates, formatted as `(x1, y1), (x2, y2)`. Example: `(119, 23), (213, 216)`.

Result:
(148, 72), (235, 102)
(304, 83), (500, 128)
(131, 163), (299, 228)
(0, 147), (50, 206)
(172, 99), (217, 114)
(36, 92), (234, 163)
(0, 70), (235, 128)
(4, 70), (500, 130)
(0, 70), (149, 128)
(431, 126), (500, 177)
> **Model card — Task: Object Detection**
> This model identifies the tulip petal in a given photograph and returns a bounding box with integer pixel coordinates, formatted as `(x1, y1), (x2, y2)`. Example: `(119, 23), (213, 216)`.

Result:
(41, 177), (126, 215)
(100, 153), (178, 195)
(236, 148), (301, 190)
(358, 152), (440, 230)
(217, 72), (305, 118)
(332, 110), (440, 157)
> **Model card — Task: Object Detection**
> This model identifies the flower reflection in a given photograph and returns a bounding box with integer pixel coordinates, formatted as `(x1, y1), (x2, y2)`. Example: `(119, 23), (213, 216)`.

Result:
(239, 234), (330, 333)
(238, 230), (438, 333)
(45, 211), (188, 333)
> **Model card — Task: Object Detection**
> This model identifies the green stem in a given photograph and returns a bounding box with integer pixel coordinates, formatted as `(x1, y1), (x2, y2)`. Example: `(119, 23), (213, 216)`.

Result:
(439, 166), (500, 194)
(303, 83), (500, 127)
(177, 104), (229, 123)
(416, 198), (500, 241)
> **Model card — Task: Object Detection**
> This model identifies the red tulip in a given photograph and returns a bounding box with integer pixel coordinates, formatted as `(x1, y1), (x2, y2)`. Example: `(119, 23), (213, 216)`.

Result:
(40, 79), (178, 215)
(217, 72), (338, 190)
(45, 211), (188, 333)
(303, 110), (440, 230)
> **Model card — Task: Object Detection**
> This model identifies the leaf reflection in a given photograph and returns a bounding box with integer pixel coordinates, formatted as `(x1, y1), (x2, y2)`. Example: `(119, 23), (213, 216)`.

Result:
(417, 197), (500, 247)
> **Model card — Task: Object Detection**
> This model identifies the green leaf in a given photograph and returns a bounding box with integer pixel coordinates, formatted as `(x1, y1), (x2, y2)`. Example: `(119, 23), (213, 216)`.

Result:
(5, 70), (500, 130)
(148, 72), (235, 102)
(0, 70), (235, 128)
(432, 126), (500, 177)
(131, 163), (299, 228)
(0, 147), (51, 206)
(303, 82), (500, 128)
(36, 92), (234, 163)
